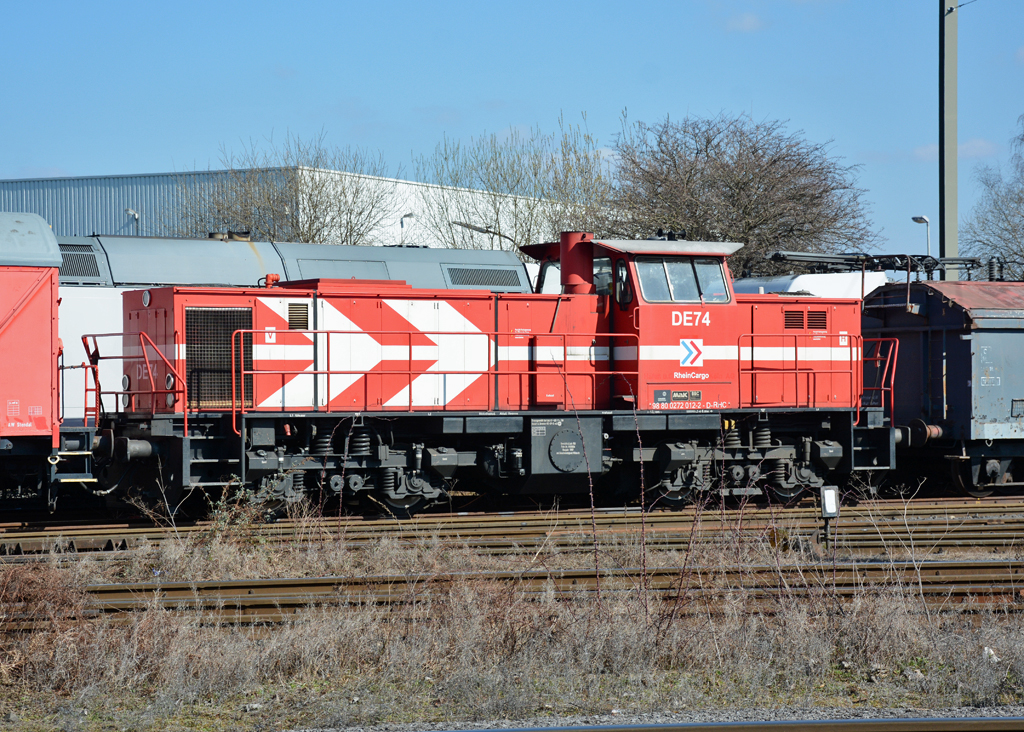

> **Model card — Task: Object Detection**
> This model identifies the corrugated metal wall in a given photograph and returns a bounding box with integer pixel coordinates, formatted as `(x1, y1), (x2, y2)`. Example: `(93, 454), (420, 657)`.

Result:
(0, 172), (223, 237)
(0, 170), (523, 250)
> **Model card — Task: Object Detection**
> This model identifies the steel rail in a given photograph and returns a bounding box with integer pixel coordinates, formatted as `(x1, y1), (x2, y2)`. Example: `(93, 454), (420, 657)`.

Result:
(4, 558), (1014, 624)
(4, 501), (1024, 558)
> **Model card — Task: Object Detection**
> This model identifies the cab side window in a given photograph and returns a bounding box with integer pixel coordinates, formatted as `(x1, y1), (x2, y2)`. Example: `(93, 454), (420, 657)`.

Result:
(636, 256), (731, 304)
(593, 257), (612, 296)
(538, 258), (614, 295)
(694, 258), (729, 303)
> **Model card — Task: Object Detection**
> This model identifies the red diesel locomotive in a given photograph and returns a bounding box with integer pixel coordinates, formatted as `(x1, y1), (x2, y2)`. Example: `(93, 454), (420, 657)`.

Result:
(2, 214), (897, 516)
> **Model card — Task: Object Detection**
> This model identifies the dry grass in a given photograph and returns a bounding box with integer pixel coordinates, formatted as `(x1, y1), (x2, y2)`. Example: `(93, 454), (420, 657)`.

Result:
(1, 500), (1023, 730)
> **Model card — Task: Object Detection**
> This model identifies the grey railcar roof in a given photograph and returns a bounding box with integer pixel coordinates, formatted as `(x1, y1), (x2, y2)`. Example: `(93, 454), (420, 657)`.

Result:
(0, 212), (62, 267)
(55, 235), (530, 292)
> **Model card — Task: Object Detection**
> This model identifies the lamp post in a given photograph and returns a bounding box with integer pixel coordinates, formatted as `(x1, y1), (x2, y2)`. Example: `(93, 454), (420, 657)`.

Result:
(399, 212), (415, 244)
(912, 215), (931, 258)
(452, 221), (516, 249)
(125, 208), (140, 237)
(912, 215), (931, 280)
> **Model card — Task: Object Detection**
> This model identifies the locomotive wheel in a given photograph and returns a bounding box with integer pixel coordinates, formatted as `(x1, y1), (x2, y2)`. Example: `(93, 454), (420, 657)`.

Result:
(951, 461), (994, 499)
(646, 484), (692, 510)
(366, 492), (429, 520)
(766, 483), (806, 504)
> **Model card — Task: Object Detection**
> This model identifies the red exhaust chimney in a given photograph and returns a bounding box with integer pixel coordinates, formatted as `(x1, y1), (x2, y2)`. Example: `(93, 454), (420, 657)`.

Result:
(559, 231), (594, 295)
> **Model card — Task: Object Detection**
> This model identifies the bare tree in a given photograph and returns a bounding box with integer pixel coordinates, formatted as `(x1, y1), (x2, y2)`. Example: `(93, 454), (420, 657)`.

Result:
(174, 132), (401, 245)
(413, 115), (611, 255)
(605, 113), (879, 275)
(961, 115), (1024, 279)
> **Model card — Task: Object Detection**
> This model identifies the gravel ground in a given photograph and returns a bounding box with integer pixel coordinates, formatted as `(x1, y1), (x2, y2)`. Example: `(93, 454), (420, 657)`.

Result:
(295, 705), (1024, 731)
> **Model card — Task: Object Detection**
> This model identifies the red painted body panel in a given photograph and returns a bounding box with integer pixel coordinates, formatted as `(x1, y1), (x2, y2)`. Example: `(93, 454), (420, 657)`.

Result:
(0, 266), (60, 446)
(117, 275), (863, 419)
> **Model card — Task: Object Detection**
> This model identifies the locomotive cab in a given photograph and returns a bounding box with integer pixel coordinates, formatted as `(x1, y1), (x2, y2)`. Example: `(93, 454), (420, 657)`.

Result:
(523, 233), (742, 411)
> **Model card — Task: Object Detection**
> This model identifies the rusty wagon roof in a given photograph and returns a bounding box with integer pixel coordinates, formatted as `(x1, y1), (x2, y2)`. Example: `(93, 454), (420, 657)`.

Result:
(920, 281), (1024, 311)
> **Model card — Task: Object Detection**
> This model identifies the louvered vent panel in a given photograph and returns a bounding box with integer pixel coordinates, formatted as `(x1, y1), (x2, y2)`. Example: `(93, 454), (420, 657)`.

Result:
(185, 307), (252, 409)
(783, 311), (805, 329)
(288, 303), (309, 330)
(447, 267), (520, 288)
(807, 311), (828, 330)
(59, 244), (101, 278)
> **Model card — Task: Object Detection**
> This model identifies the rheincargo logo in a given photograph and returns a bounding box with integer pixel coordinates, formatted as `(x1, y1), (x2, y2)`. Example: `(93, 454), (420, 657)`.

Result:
(674, 371), (710, 380)
(680, 339), (703, 367)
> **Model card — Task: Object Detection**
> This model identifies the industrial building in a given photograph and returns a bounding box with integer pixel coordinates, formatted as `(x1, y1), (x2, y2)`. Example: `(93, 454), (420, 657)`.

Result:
(0, 169), (508, 249)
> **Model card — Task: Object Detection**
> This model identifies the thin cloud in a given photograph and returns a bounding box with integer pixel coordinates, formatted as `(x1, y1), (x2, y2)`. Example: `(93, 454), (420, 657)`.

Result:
(15, 165), (72, 179)
(727, 13), (764, 33)
(914, 144), (938, 162)
(413, 105), (463, 127)
(959, 138), (997, 158)
(912, 140), (997, 161)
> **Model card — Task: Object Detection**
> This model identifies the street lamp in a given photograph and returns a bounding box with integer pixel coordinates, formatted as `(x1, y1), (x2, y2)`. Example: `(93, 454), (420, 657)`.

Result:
(912, 215), (931, 258)
(125, 208), (140, 237)
(452, 220), (516, 248)
(399, 212), (415, 244)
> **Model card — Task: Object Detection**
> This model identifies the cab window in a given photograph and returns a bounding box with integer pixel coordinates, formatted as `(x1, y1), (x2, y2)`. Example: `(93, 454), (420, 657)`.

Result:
(636, 256), (730, 303)
(537, 257), (613, 295)
(593, 257), (612, 296)
(694, 258), (730, 303)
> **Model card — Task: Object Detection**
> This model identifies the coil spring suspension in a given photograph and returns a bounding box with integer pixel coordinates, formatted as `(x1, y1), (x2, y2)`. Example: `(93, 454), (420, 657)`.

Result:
(311, 430), (333, 456)
(724, 429), (742, 448)
(754, 426), (772, 449)
(378, 467), (397, 495)
(350, 427), (372, 456)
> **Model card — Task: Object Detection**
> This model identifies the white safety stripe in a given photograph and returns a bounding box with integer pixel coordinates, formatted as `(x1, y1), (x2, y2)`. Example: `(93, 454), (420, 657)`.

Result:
(496, 346), (610, 362)
(613, 345), (860, 361)
(253, 344), (314, 360)
(251, 343), (858, 365)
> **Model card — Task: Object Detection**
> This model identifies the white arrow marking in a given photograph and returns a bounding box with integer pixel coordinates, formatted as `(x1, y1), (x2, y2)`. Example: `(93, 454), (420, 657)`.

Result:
(256, 298), (315, 409)
(382, 300), (491, 407)
(322, 301), (384, 402)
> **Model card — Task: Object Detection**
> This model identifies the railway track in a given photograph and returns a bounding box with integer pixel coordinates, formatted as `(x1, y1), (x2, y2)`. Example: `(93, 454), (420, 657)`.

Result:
(2, 498), (1023, 559)
(0, 557), (1014, 627)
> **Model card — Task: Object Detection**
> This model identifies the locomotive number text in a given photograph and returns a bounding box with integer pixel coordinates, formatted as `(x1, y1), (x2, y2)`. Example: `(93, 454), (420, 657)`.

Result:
(671, 311), (710, 327)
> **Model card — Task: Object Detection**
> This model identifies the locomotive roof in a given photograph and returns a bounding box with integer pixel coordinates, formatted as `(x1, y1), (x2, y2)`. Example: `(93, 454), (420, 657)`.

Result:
(594, 239), (744, 256)
(53, 234), (531, 293)
(519, 238), (743, 260)
(0, 212), (62, 267)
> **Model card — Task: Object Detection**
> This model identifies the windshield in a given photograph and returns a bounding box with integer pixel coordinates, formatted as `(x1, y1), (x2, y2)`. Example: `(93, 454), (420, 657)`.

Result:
(636, 256), (730, 303)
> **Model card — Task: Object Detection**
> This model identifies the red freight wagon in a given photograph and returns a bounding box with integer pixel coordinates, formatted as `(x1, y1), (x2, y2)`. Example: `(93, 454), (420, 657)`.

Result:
(92, 232), (893, 516)
(0, 213), (100, 509)
(0, 215), (61, 446)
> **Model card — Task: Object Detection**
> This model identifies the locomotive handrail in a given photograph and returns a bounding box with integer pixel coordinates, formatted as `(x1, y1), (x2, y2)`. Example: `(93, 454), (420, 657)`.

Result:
(736, 332), (863, 411)
(227, 328), (640, 435)
(76, 331), (188, 431)
(861, 337), (899, 425)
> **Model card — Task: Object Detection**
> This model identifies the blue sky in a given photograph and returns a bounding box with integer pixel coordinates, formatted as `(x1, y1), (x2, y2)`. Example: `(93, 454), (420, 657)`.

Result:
(3, 0), (1022, 256)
